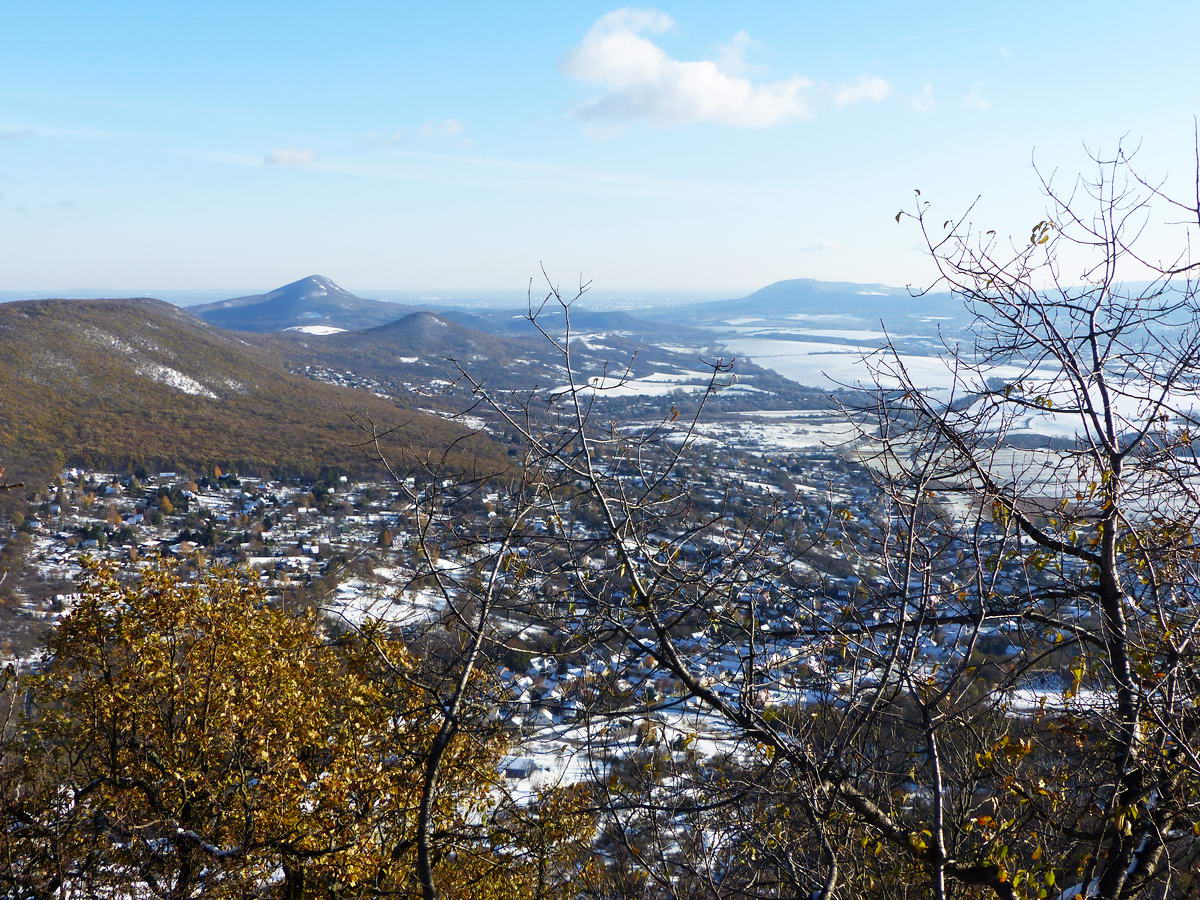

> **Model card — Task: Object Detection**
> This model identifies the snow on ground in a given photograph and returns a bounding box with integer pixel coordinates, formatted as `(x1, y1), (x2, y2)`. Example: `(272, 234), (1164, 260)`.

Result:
(735, 409), (831, 419)
(996, 387), (1200, 441)
(725, 420), (858, 450)
(92, 331), (139, 355)
(726, 326), (915, 340)
(419, 408), (489, 432)
(324, 578), (447, 627)
(741, 479), (784, 494)
(503, 700), (754, 801)
(500, 726), (612, 802)
(137, 363), (219, 399)
(772, 328), (920, 341)
(722, 384), (770, 394)
(661, 431), (720, 447)
(283, 325), (347, 335)
(720, 338), (894, 390)
(637, 369), (716, 382)
(784, 313), (866, 324)
(554, 374), (712, 398)
(1005, 682), (1113, 715)
(722, 337), (1037, 396)
(650, 410), (858, 452)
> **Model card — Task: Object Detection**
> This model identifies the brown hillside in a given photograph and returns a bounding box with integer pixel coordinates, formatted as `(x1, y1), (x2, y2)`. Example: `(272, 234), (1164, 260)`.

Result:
(0, 298), (507, 492)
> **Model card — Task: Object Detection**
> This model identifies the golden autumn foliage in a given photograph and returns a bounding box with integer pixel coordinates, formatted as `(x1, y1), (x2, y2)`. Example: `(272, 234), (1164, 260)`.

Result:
(0, 560), (596, 899)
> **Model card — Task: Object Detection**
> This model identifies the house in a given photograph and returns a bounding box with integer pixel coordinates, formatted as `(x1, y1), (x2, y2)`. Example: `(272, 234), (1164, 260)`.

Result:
(500, 756), (537, 779)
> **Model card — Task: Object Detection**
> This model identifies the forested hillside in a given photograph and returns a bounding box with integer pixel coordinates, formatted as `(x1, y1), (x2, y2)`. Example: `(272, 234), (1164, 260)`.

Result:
(0, 298), (505, 490)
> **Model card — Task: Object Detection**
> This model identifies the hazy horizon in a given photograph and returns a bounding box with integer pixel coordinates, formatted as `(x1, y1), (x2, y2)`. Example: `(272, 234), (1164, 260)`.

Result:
(0, 281), (744, 310)
(4, 2), (1198, 291)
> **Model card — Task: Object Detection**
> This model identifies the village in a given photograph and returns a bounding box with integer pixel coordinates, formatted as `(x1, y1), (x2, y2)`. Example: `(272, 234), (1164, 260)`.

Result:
(0, 422), (1067, 801)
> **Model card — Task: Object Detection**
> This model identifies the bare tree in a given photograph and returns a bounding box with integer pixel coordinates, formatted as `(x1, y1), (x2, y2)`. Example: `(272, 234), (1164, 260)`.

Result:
(397, 142), (1200, 898)
(845, 142), (1200, 898)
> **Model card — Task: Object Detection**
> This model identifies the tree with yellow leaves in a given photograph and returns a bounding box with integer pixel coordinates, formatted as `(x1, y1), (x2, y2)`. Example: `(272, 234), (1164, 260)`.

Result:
(2, 559), (393, 895)
(0, 559), (594, 898)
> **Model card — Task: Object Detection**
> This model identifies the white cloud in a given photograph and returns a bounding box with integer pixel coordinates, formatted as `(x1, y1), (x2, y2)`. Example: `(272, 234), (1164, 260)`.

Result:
(963, 84), (990, 110)
(832, 75), (892, 107)
(715, 30), (763, 77)
(562, 9), (891, 129)
(909, 82), (935, 113)
(419, 118), (466, 138)
(796, 240), (838, 254)
(562, 9), (814, 128)
(0, 128), (34, 141)
(264, 147), (316, 167)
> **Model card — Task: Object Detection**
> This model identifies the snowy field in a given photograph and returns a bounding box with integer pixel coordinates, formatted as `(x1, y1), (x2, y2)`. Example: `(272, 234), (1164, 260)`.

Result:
(324, 568), (448, 627)
(555, 371), (720, 398)
(690, 413), (859, 452)
(720, 337), (969, 393)
(283, 324), (347, 335)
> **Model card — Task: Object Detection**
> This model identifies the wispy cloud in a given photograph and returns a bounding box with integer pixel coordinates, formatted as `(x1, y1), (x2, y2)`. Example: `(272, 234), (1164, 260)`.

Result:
(418, 118), (465, 138)
(832, 75), (892, 107)
(897, 24), (989, 43)
(367, 119), (466, 147)
(200, 142), (745, 202)
(963, 83), (990, 110)
(909, 83), (935, 113)
(264, 147), (316, 167)
(796, 240), (838, 254)
(7, 198), (75, 214)
(0, 128), (35, 141)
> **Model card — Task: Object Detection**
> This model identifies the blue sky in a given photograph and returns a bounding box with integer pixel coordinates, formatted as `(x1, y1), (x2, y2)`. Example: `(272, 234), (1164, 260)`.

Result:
(2, 1), (1198, 295)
